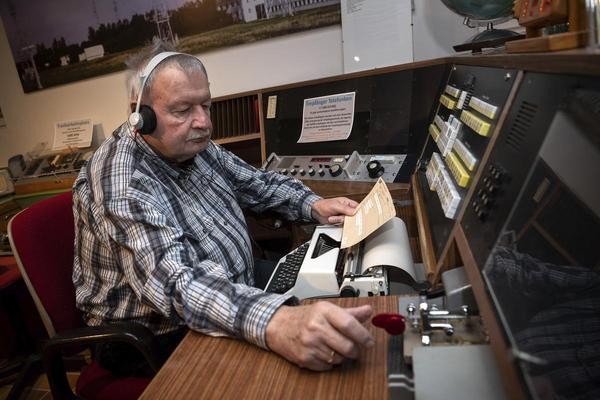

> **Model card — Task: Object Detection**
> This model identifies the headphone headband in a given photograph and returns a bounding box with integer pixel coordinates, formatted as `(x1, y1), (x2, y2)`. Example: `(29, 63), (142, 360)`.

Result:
(128, 51), (204, 133)
(133, 51), (183, 116)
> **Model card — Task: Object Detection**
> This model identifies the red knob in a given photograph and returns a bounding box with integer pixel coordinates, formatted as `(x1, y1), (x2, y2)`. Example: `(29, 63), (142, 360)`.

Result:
(372, 313), (406, 335)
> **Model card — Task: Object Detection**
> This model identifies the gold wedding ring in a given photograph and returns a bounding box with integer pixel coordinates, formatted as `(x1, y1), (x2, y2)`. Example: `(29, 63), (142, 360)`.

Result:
(327, 350), (336, 364)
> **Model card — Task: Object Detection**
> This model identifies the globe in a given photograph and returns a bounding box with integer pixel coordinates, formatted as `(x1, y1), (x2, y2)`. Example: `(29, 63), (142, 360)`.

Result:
(440, 0), (521, 51)
(440, 0), (514, 24)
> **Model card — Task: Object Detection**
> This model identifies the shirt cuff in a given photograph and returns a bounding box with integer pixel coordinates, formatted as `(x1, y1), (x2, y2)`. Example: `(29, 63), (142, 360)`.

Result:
(241, 292), (297, 349)
(301, 193), (322, 221)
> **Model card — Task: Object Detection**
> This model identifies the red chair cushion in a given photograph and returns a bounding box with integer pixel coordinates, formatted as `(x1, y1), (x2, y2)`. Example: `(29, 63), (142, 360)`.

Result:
(10, 192), (82, 332)
(11, 192), (153, 399)
(76, 361), (151, 400)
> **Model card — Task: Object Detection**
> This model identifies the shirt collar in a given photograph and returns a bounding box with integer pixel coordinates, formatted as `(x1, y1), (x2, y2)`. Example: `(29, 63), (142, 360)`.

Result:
(119, 122), (202, 181)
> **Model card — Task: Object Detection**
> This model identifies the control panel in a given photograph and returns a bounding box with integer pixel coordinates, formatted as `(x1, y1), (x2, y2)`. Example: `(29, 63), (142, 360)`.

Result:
(262, 151), (414, 183)
(418, 65), (518, 258)
(424, 66), (516, 219)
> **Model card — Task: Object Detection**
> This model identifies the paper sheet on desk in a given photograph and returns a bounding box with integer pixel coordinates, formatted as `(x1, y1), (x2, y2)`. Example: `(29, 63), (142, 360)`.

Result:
(340, 177), (396, 249)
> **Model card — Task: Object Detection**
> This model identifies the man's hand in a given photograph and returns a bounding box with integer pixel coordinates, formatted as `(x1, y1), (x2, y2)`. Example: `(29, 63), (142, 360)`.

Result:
(312, 197), (358, 224)
(265, 302), (374, 371)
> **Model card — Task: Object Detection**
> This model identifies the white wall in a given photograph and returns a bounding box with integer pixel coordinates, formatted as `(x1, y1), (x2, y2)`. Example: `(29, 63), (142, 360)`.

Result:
(0, 4), (483, 167)
(412, 1), (475, 62)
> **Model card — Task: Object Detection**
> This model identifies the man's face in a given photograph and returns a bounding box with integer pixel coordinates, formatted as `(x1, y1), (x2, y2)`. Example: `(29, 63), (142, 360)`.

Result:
(144, 64), (212, 163)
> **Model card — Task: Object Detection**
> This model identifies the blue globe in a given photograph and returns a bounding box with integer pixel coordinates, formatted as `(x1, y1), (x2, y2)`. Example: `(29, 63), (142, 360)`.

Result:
(440, 0), (514, 22)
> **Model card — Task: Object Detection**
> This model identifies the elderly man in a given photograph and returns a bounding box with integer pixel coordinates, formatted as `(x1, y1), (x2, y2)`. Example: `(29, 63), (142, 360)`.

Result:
(73, 39), (374, 375)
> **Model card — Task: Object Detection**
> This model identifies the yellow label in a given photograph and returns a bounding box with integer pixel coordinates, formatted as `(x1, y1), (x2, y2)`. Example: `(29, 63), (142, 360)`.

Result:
(460, 110), (491, 136)
(429, 123), (441, 142)
(446, 151), (471, 188)
(439, 94), (456, 110)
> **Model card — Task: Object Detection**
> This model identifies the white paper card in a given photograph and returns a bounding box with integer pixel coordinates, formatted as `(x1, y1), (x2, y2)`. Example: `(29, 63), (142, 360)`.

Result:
(53, 118), (93, 150)
(341, 177), (396, 249)
(266, 95), (277, 119)
(297, 92), (355, 143)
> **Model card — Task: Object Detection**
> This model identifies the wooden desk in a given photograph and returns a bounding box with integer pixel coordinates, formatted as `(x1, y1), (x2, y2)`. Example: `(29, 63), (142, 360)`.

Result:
(140, 296), (399, 399)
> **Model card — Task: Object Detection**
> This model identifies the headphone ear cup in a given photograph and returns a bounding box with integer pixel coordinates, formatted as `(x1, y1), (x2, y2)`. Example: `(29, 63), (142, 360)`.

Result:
(138, 105), (157, 135)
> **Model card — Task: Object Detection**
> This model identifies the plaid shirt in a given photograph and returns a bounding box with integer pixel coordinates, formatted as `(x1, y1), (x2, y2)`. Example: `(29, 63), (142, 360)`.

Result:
(72, 123), (320, 348)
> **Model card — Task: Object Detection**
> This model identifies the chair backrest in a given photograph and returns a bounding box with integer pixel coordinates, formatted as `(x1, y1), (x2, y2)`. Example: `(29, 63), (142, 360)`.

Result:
(8, 191), (82, 336)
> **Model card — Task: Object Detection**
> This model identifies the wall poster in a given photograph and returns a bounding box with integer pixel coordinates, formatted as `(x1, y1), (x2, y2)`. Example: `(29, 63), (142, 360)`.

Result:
(0, 0), (341, 93)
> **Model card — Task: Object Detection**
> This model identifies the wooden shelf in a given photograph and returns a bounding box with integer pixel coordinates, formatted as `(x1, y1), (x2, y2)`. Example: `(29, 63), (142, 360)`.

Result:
(214, 133), (261, 145)
(211, 94), (260, 140)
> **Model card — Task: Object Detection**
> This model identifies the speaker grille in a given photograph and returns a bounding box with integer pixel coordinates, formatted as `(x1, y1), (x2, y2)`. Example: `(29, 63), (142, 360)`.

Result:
(505, 101), (538, 152)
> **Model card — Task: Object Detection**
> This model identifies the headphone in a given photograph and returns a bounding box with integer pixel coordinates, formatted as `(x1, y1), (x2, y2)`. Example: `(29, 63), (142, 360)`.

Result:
(128, 51), (184, 135)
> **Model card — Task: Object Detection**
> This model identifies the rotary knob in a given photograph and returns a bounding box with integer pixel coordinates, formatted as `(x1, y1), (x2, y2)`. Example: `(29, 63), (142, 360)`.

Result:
(340, 286), (359, 297)
(367, 160), (384, 178)
(476, 209), (488, 221)
(329, 164), (343, 177)
(299, 169), (306, 176)
(308, 168), (315, 176)
(280, 169), (288, 175)
(318, 169), (325, 177)
(290, 168), (297, 176)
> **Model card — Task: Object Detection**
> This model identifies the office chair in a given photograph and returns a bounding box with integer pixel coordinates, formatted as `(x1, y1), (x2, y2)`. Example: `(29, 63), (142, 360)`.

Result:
(7, 191), (161, 400)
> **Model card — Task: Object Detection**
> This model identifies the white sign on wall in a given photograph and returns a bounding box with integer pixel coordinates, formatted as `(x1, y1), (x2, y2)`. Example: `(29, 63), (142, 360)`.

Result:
(298, 92), (356, 143)
(53, 118), (93, 150)
(341, 0), (413, 73)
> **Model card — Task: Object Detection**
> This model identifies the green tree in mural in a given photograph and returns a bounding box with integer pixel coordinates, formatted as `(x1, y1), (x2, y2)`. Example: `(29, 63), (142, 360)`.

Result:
(171, 0), (233, 37)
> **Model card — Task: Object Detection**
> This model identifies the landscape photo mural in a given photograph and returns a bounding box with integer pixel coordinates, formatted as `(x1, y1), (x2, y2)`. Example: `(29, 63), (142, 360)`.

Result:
(0, 0), (340, 93)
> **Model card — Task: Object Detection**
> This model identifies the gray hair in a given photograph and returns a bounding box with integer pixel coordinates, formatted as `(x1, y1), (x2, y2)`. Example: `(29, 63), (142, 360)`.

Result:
(125, 38), (208, 107)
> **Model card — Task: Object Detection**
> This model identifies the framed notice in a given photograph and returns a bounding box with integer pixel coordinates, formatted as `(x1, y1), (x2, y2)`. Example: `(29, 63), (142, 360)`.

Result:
(53, 118), (93, 150)
(297, 92), (356, 143)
